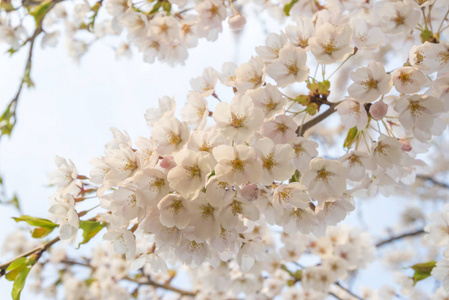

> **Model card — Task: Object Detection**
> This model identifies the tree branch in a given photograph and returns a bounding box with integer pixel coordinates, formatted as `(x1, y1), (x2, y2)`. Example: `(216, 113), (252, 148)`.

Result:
(124, 276), (197, 297)
(296, 102), (340, 136)
(0, 236), (60, 276)
(375, 228), (425, 248)
(416, 174), (449, 189)
(335, 282), (364, 300)
(1, 0), (63, 137)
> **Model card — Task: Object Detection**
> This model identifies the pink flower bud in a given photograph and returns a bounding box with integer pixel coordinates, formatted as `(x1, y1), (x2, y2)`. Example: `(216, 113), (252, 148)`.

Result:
(399, 139), (412, 151)
(369, 100), (388, 120)
(160, 156), (176, 170)
(240, 184), (259, 201)
(228, 14), (246, 30)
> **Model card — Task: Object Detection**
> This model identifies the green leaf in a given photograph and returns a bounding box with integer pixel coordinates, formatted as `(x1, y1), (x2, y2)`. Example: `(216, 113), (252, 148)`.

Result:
(0, 102), (16, 137)
(149, 1), (162, 14)
(31, 226), (55, 238)
(5, 258), (27, 282)
(420, 28), (434, 43)
(411, 261), (436, 285)
(289, 170), (300, 183)
(283, 0), (298, 16)
(13, 215), (57, 229)
(6, 258), (27, 272)
(344, 126), (359, 149)
(78, 220), (105, 247)
(162, 1), (171, 13)
(11, 267), (31, 300)
(29, 0), (52, 26)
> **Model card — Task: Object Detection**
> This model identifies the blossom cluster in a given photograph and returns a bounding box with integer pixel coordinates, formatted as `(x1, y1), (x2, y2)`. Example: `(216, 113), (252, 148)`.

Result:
(2, 0), (449, 298)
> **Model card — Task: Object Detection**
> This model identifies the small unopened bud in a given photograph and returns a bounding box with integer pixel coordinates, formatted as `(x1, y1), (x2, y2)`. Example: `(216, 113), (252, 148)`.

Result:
(399, 139), (412, 152)
(160, 156), (176, 170)
(241, 184), (259, 201)
(369, 100), (388, 120)
(228, 14), (246, 30)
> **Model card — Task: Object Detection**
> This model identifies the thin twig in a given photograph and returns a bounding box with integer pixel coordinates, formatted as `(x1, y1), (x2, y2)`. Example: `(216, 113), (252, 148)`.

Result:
(335, 282), (364, 300)
(0, 236), (60, 276)
(375, 229), (425, 248)
(295, 102), (340, 136)
(124, 276), (197, 297)
(416, 174), (449, 189)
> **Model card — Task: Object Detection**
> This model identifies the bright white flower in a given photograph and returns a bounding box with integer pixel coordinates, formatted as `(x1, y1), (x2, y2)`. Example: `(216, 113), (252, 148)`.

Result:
(424, 206), (449, 246)
(157, 194), (191, 229)
(132, 168), (169, 206)
(432, 258), (449, 293)
(181, 92), (209, 129)
(260, 115), (297, 144)
(371, 135), (404, 169)
(188, 194), (221, 241)
(254, 138), (295, 185)
(348, 62), (392, 103)
(273, 183), (309, 210)
(144, 96), (176, 126)
(285, 17), (314, 49)
(309, 23), (353, 64)
(248, 84), (286, 119)
(234, 56), (266, 92)
(106, 184), (145, 221)
(190, 67), (217, 97)
(176, 237), (210, 266)
(167, 149), (215, 199)
(151, 117), (190, 155)
(291, 137), (319, 172)
(103, 229), (136, 260)
(104, 144), (140, 182)
(213, 94), (264, 143)
(236, 241), (268, 272)
(218, 62), (238, 87)
(394, 94), (444, 141)
(213, 144), (262, 186)
(147, 16), (179, 45)
(409, 42), (449, 73)
(351, 18), (384, 50)
(392, 67), (426, 94)
(266, 45), (309, 87)
(379, 1), (419, 34)
(256, 32), (288, 61)
(336, 98), (368, 130)
(48, 194), (79, 241)
(219, 195), (260, 230)
(196, 0), (227, 30)
(187, 130), (228, 153)
(49, 156), (80, 194)
(339, 151), (375, 181)
(301, 158), (347, 200)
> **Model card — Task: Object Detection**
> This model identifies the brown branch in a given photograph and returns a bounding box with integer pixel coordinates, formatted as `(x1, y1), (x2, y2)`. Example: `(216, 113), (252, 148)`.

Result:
(125, 277), (197, 297)
(416, 174), (449, 189)
(335, 282), (364, 300)
(0, 236), (60, 276)
(375, 229), (425, 248)
(58, 259), (197, 297)
(296, 102), (340, 136)
(1, 0), (63, 137)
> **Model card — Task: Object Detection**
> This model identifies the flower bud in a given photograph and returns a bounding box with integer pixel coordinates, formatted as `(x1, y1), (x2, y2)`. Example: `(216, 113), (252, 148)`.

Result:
(399, 139), (412, 152)
(228, 14), (246, 30)
(369, 100), (388, 120)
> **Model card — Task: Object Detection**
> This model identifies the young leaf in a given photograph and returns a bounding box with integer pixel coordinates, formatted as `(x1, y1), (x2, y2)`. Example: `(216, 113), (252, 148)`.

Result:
(411, 261), (436, 285)
(11, 267), (31, 300)
(283, 0), (298, 16)
(29, 0), (52, 26)
(344, 127), (359, 149)
(6, 257), (27, 272)
(13, 215), (57, 229)
(31, 226), (55, 239)
(78, 220), (105, 247)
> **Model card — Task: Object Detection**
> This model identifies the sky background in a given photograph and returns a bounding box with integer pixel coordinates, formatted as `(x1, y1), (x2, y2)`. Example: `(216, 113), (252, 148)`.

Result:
(0, 10), (437, 299)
